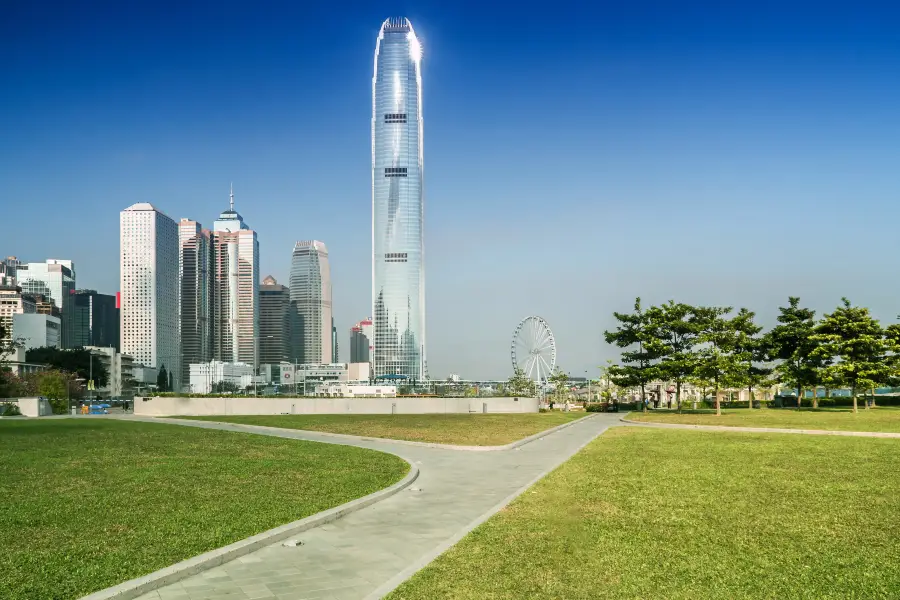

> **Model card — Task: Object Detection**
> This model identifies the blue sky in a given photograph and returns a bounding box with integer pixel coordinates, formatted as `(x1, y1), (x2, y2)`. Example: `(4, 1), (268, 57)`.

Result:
(2, 1), (898, 379)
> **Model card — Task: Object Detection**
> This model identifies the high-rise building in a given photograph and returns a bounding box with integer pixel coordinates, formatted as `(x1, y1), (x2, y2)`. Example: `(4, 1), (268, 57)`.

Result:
(259, 275), (290, 365)
(372, 17), (427, 381)
(332, 317), (338, 363)
(179, 219), (212, 385)
(289, 241), (332, 364)
(350, 317), (373, 364)
(211, 187), (259, 368)
(16, 259), (76, 348)
(73, 290), (119, 350)
(0, 284), (35, 342)
(120, 203), (181, 390)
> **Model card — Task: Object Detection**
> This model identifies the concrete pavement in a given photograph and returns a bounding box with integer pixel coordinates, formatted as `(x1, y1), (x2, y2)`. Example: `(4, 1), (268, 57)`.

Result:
(120, 414), (620, 600)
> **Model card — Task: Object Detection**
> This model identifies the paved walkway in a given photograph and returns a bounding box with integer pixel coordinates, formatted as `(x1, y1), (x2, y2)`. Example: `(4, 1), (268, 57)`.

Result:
(128, 414), (619, 600)
(622, 418), (900, 438)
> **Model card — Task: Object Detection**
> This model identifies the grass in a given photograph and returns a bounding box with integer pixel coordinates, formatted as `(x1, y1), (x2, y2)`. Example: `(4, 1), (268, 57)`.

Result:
(184, 412), (585, 446)
(389, 427), (900, 600)
(629, 406), (900, 433)
(0, 419), (407, 600)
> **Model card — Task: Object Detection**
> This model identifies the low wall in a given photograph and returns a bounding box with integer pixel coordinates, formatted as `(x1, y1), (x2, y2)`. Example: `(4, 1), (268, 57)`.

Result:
(135, 396), (539, 417)
(17, 397), (53, 417)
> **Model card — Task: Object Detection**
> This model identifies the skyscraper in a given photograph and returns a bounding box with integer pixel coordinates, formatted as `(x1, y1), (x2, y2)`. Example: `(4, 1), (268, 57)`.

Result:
(16, 259), (76, 348)
(289, 241), (332, 364)
(73, 290), (119, 350)
(259, 275), (290, 365)
(120, 203), (180, 389)
(372, 17), (426, 381)
(211, 187), (259, 368)
(179, 219), (212, 386)
(350, 317), (373, 364)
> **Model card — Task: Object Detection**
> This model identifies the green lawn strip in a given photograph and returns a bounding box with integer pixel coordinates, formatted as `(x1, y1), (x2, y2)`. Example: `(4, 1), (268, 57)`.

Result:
(0, 419), (407, 600)
(389, 427), (900, 600)
(629, 406), (900, 433)
(183, 413), (585, 446)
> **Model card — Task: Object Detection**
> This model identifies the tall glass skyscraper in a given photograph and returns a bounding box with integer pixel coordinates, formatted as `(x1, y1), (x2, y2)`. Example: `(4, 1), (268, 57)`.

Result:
(372, 17), (426, 381)
(289, 241), (333, 365)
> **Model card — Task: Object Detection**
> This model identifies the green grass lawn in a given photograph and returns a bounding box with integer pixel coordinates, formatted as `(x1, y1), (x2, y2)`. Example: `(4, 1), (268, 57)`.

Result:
(389, 427), (900, 600)
(0, 419), (407, 600)
(629, 406), (900, 433)
(184, 413), (585, 446)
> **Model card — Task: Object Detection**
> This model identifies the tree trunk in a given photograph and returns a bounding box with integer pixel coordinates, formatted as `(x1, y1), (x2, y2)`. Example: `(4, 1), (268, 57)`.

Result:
(715, 385), (721, 416)
(641, 383), (647, 413)
(797, 386), (803, 410)
(748, 385), (755, 410)
(812, 386), (818, 409)
(676, 381), (682, 413)
(852, 387), (858, 413)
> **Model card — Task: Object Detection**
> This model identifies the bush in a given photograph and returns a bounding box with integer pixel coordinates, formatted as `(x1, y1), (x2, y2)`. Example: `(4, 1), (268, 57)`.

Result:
(48, 398), (68, 414)
(0, 402), (21, 416)
(585, 403), (606, 412)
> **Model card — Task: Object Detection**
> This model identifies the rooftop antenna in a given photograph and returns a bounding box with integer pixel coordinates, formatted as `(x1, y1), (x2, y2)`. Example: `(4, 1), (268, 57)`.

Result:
(230, 182), (234, 211)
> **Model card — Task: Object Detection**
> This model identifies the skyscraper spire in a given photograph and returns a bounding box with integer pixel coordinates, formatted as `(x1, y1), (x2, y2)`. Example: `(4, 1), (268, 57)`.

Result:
(230, 182), (234, 211)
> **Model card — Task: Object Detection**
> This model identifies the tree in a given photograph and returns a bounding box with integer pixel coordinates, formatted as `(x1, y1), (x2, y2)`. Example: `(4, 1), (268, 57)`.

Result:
(0, 322), (23, 365)
(549, 368), (569, 407)
(650, 301), (707, 412)
(604, 298), (665, 413)
(812, 298), (892, 413)
(730, 308), (772, 409)
(695, 306), (738, 416)
(157, 365), (169, 392)
(37, 370), (70, 414)
(168, 372), (174, 393)
(211, 380), (239, 394)
(768, 297), (819, 410)
(24, 347), (109, 387)
(507, 366), (537, 397)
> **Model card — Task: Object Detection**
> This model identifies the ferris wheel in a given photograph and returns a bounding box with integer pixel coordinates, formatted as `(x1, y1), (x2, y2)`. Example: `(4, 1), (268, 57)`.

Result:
(511, 316), (557, 382)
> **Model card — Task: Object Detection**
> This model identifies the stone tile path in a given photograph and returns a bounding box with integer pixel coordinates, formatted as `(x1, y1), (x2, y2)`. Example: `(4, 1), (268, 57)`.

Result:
(128, 414), (620, 600)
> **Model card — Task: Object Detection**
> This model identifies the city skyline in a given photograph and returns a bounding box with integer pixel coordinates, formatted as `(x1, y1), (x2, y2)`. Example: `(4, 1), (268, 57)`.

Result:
(4, 3), (900, 379)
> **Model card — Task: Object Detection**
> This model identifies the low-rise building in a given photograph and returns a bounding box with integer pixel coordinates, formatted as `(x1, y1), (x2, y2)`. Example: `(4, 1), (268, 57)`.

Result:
(0, 347), (49, 377)
(348, 362), (370, 382)
(13, 313), (61, 350)
(189, 361), (254, 394)
(86, 346), (135, 399)
(313, 383), (397, 398)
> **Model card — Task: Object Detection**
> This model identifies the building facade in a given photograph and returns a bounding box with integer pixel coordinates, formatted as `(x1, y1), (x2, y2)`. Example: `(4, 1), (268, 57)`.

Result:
(211, 189), (259, 369)
(259, 275), (290, 365)
(0, 285), (35, 339)
(350, 317), (373, 364)
(189, 360), (254, 394)
(120, 203), (181, 390)
(289, 241), (332, 364)
(372, 17), (427, 381)
(13, 313), (61, 350)
(179, 219), (212, 386)
(86, 346), (135, 399)
(16, 259), (76, 348)
(73, 290), (119, 350)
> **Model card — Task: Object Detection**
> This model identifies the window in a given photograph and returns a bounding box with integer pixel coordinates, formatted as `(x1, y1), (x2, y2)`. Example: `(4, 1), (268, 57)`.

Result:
(384, 252), (408, 263)
(384, 113), (407, 123)
(384, 167), (407, 178)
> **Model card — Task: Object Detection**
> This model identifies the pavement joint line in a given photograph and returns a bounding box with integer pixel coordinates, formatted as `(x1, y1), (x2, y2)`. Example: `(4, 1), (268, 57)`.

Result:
(361, 416), (611, 600)
(136, 413), (596, 452)
(79, 459), (419, 600)
(619, 417), (900, 438)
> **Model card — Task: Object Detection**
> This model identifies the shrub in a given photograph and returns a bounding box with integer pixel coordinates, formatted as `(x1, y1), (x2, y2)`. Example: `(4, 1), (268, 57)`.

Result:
(0, 402), (21, 416)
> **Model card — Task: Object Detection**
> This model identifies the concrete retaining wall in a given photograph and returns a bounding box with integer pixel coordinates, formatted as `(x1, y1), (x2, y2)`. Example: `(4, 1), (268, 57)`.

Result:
(135, 396), (538, 417)
(17, 397), (53, 417)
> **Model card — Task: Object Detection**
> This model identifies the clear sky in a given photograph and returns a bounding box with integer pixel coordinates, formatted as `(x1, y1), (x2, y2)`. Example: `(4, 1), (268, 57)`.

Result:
(2, 1), (898, 380)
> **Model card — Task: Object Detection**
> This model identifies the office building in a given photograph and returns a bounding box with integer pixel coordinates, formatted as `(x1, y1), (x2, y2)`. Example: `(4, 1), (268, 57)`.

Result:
(179, 219), (212, 386)
(350, 317), (373, 364)
(16, 259), (76, 348)
(0, 258), (17, 287)
(13, 313), (61, 350)
(120, 203), (181, 390)
(189, 360), (254, 394)
(0, 285), (35, 339)
(372, 17), (427, 380)
(289, 241), (332, 364)
(332, 317), (338, 363)
(32, 294), (61, 319)
(73, 290), (119, 350)
(86, 346), (135, 398)
(211, 187), (259, 368)
(260, 275), (290, 364)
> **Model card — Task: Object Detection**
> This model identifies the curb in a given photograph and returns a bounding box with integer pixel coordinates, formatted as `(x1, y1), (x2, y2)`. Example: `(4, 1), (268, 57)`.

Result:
(618, 417), (900, 438)
(143, 413), (596, 452)
(80, 461), (419, 600)
(363, 414), (611, 599)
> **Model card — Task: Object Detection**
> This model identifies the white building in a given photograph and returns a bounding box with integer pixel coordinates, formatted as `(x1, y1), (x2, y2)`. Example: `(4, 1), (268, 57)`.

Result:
(13, 313), (61, 350)
(348, 362), (370, 382)
(290, 241), (332, 364)
(211, 187), (259, 369)
(15, 259), (76, 348)
(120, 203), (181, 390)
(86, 346), (135, 399)
(314, 383), (396, 398)
(189, 360), (254, 394)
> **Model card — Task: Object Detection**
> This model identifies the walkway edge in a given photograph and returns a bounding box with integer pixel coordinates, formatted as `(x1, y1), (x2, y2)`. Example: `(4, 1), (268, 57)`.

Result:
(619, 417), (900, 438)
(150, 413), (596, 452)
(80, 461), (420, 600)
(364, 416), (609, 600)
